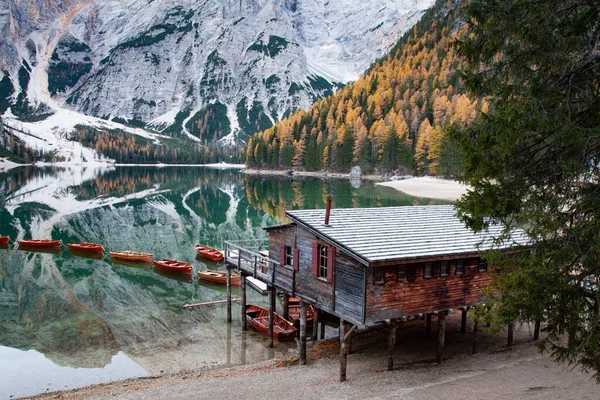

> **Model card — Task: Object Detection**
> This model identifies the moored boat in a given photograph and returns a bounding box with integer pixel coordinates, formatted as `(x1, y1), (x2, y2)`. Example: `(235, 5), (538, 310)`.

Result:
(287, 298), (315, 330)
(197, 270), (241, 286)
(246, 304), (297, 341)
(0, 236), (9, 245)
(67, 242), (104, 254)
(18, 239), (62, 248)
(194, 244), (224, 262)
(110, 250), (153, 263)
(153, 259), (193, 275)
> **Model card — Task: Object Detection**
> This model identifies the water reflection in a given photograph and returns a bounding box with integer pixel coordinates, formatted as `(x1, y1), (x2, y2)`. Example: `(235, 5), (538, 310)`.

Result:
(0, 166), (446, 397)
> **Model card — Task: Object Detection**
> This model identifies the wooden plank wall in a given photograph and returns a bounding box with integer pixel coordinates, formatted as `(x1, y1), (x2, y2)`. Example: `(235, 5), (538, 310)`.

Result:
(365, 257), (490, 323)
(268, 226), (337, 312)
(334, 251), (365, 324)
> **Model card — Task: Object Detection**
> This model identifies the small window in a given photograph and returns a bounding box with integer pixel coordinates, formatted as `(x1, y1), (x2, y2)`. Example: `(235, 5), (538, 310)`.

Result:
(318, 245), (328, 279)
(424, 262), (432, 278)
(440, 261), (449, 277)
(456, 259), (464, 275)
(397, 265), (406, 281)
(374, 268), (384, 284)
(285, 245), (293, 266)
(479, 258), (488, 272)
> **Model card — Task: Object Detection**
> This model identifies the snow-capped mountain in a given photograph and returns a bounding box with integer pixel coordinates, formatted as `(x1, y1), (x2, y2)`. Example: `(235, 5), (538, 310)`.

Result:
(1, 0), (434, 152)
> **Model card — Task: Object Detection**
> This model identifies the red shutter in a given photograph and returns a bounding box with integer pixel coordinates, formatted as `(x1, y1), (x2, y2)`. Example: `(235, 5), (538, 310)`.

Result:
(311, 243), (318, 276)
(279, 246), (286, 265)
(326, 246), (334, 283)
(293, 248), (299, 271)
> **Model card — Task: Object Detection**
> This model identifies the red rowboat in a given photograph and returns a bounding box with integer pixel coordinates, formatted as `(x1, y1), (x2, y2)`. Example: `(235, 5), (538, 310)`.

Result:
(18, 239), (62, 248)
(110, 251), (153, 263)
(194, 244), (224, 262)
(197, 270), (241, 286)
(153, 259), (193, 275)
(287, 298), (315, 330)
(246, 304), (297, 341)
(67, 242), (104, 254)
(0, 236), (9, 245)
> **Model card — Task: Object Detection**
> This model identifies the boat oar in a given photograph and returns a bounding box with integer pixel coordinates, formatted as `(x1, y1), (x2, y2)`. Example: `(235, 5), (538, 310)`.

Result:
(184, 298), (241, 308)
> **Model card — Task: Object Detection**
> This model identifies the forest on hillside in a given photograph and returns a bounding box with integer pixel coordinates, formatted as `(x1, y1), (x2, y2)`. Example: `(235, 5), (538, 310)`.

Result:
(246, 0), (480, 176)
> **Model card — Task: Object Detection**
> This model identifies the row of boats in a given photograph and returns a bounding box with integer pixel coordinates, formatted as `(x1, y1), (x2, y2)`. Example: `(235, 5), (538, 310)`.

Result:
(1, 235), (313, 342)
(0, 235), (228, 281)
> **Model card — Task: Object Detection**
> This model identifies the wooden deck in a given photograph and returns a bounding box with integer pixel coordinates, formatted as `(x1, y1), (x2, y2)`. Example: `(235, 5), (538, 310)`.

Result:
(224, 240), (297, 295)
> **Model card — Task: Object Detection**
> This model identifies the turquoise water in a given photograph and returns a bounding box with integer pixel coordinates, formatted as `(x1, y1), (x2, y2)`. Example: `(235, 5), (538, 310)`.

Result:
(0, 166), (444, 398)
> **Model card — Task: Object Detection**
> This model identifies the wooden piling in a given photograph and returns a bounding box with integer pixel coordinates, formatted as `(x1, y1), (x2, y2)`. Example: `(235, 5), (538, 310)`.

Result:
(268, 286), (275, 348)
(300, 301), (307, 365)
(472, 317), (479, 354)
(320, 317), (325, 339)
(461, 308), (467, 333)
(312, 308), (319, 340)
(241, 274), (247, 330)
(387, 320), (397, 371)
(425, 313), (432, 338)
(226, 266), (232, 323)
(533, 320), (540, 340)
(436, 312), (446, 363)
(339, 320), (349, 382)
(282, 293), (290, 320)
(507, 322), (514, 346)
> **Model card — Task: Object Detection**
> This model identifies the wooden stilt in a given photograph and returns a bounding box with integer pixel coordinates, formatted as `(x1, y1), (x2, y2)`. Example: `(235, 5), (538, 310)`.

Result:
(226, 318), (232, 364)
(436, 312), (446, 363)
(533, 320), (540, 340)
(507, 322), (514, 346)
(387, 320), (398, 371)
(241, 274), (247, 330)
(268, 286), (275, 348)
(340, 320), (349, 382)
(282, 293), (290, 320)
(461, 309), (467, 333)
(320, 317), (325, 339)
(300, 301), (307, 365)
(312, 308), (319, 341)
(472, 317), (479, 354)
(425, 313), (432, 338)
(226, 266), (232, 323)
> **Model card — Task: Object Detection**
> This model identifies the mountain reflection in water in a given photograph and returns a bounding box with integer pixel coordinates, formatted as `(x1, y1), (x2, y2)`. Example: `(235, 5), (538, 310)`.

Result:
(0, 165), (446, 397)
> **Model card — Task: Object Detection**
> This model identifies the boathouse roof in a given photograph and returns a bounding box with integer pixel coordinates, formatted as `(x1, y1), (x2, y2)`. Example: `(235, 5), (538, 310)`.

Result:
(285, 205), (530, 265)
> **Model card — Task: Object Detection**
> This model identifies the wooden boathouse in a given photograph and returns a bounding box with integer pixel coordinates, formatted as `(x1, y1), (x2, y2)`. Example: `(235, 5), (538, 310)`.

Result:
(223, 204), (529, 381)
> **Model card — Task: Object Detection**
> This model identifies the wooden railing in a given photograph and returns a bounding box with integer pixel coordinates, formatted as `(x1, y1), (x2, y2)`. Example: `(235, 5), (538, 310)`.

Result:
(224, 239), (296, 294)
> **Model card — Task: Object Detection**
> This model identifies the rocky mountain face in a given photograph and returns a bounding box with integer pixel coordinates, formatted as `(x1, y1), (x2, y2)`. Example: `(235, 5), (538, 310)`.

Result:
(1, 0), (434, 150)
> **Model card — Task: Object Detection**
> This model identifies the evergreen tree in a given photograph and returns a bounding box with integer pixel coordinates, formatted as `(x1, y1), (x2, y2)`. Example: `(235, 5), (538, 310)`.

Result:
(454, 0), (600, 380)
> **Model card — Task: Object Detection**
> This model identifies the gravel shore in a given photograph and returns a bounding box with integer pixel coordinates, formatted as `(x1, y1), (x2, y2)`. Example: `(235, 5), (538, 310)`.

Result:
(30, 313), (598, 400)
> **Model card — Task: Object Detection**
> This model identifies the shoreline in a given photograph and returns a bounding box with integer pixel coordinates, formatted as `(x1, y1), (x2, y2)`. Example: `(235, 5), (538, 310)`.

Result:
(28, 315), (598, 400)
(243, 168), (469, 201)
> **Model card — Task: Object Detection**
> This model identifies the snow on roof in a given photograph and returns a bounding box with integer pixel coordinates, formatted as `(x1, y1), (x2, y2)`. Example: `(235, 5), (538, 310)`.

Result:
(286, 205), (530, 264)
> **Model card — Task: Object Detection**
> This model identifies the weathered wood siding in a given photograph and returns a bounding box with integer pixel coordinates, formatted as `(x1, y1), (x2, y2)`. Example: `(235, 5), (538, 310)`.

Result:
(268, 225), (366, 321)
(365, 258), (490, 324)
(334, 251), (365, 324)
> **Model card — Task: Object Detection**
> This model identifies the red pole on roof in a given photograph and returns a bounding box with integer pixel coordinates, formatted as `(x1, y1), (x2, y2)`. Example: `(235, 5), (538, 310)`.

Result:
(324, 194), (332, 226)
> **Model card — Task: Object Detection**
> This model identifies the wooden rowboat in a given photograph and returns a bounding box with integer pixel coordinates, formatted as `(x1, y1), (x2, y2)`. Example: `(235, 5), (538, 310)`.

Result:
(0, 236), (9, 245)
(287, 299), (315, 330)
(110, 250), (153, 263)
(246, 304), (297, 342)
(194, 244), (224, 262)
(67, 242), (104, 254)
(153, 259), (193, 275)
(18, 239), (62, 248)
(197, 270), (241, 286)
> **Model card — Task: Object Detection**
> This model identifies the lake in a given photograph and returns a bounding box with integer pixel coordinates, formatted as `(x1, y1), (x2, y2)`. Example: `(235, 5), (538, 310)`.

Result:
(0, 165), (444, 398)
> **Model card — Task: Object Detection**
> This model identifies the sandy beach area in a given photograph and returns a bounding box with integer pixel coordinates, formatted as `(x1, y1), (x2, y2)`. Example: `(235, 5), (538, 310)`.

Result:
(377, 177), (470, 201)
(30, 313), (598, 400)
